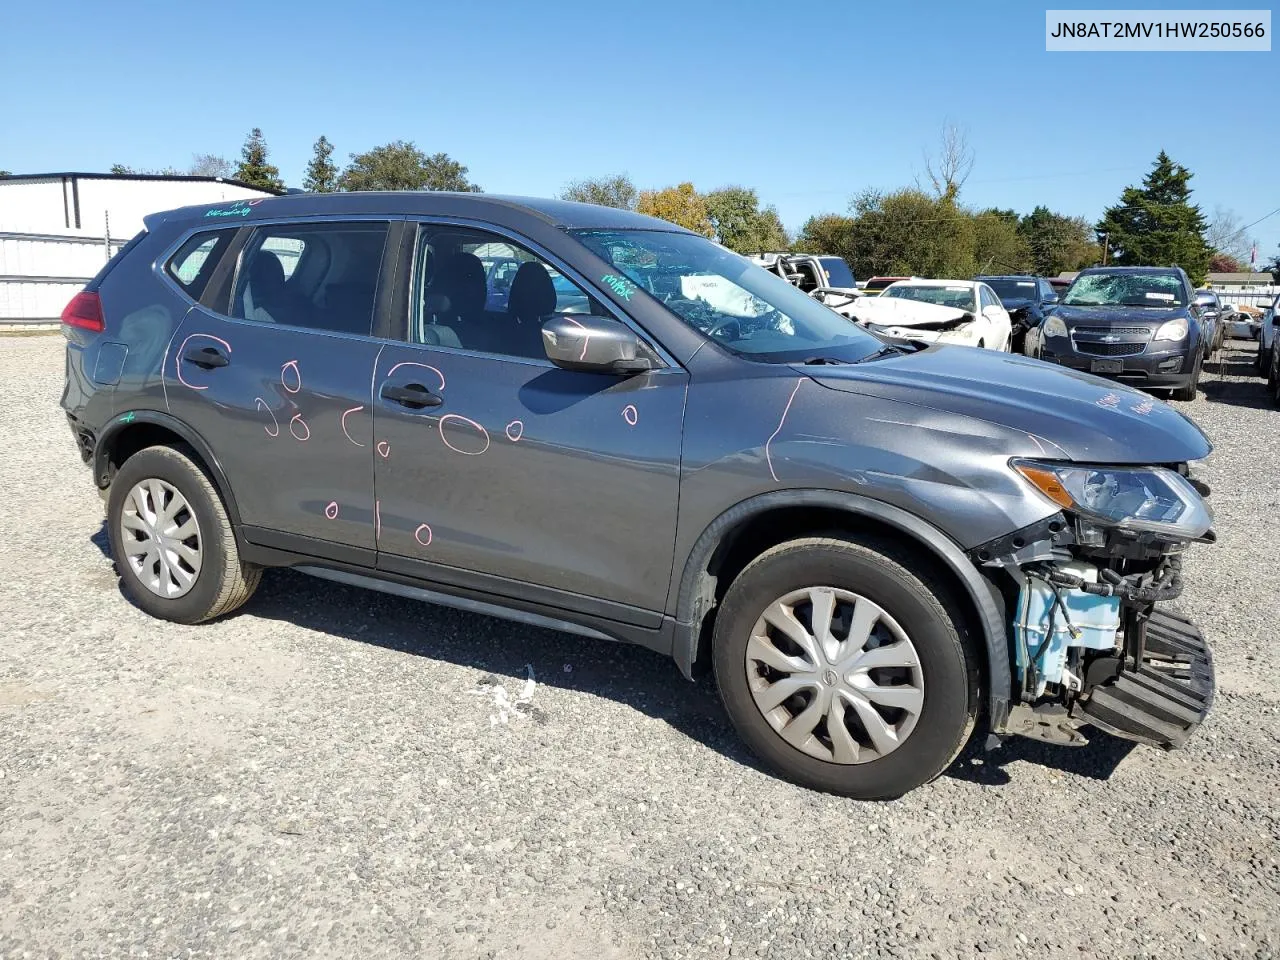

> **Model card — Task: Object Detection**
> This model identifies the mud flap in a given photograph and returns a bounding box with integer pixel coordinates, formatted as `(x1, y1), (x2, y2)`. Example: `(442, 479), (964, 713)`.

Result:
(1075, 609), (1214, 749)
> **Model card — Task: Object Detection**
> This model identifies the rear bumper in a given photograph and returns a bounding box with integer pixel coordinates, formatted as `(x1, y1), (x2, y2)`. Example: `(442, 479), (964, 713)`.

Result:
(1075, 609), (1214, 750)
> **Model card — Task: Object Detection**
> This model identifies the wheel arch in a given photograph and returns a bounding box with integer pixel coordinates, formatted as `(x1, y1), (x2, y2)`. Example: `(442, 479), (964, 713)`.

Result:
(93, 411), (242, 528)
(671, 489), (1011, 731)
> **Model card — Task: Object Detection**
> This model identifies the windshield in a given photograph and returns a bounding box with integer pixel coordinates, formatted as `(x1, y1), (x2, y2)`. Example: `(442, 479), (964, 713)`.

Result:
(571, 229), (882, 362)
(819, 257), (856, 288)
(985, 278), (1038, 302)
(883, 284), (978, 311)
(1062, 272), (1187, 307)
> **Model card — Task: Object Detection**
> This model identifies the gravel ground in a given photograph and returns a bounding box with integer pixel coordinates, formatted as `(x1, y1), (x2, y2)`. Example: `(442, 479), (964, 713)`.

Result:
(1, 334), (1277, 960)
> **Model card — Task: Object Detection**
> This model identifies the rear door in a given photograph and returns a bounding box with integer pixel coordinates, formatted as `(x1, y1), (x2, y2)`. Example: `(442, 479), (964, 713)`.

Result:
(165, 218), (396, 554)
(371, 222), (687, 619)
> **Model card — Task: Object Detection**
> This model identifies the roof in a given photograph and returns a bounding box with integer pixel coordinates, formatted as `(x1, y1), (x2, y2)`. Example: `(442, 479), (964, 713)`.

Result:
(1076, 265), (1184, 275)
(1207, 272), (1272, 284)
(148, 191), (688, 233)
(886, 278), (980, 288)
(975, 275), (1039, 281)
(0, 171), (279, 195)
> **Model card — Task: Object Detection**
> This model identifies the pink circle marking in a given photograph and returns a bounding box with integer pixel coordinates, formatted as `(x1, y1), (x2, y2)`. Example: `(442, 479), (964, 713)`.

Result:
(414, 523), (433, 547)
(622, 404), (638, 426)
(385, 360), (445, 392)
(324, 501), (339, 520)
(376, 440), (391, 459)
(174, 334), (232, 391)
(281, 360), (302, 394)
(254, 397), (279, 437)
(439, 414), (490, 455)
(341, 405), (366, 447)
(505, 420), (524, 442)
(289, 413), (311, 441)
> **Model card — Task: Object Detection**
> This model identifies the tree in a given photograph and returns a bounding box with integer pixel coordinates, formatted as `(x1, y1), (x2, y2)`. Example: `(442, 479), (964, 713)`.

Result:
(922, 122), (973, 202)
(560, 174), (637, 209)
(303, 135), (339, 193)
(704, 186), (789, 254)
(972, 208), (1032, 274)
(1018, 206), (1101, 276)
(1205, 206), (1256, 266)
(1208, 252), (1248, 273)
(794, 213), (858, 263)
(339, 141), (480, 192)
(109, 162), (180, 175)
(234, 128), (285, 193)
(636, 182), (714, 236)
(1095, 151), (1211, 284)
(189, 154), (233, 178)
(0, 170), (10, 177)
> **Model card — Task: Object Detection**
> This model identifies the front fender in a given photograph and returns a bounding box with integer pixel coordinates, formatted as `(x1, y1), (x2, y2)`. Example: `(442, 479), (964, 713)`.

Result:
(671, 488), (1012, 732)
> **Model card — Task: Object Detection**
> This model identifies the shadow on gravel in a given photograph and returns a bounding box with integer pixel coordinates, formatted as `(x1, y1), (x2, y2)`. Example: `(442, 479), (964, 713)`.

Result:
(1198, 341), (1272, 409)
(88, 533), (1143, 793)
(945, 728), (1137, 787)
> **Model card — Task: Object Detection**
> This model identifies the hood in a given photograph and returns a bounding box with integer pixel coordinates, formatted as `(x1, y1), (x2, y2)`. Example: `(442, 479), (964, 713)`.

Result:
(1054, 303), (1187, 328)
(795, 346), (1211, 464)
(844, 297), (973, 329)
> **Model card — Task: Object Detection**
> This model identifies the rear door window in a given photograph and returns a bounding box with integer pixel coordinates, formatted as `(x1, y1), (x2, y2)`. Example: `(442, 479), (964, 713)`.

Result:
(166, 229), (237, 300)
(231, 222), (390, 335)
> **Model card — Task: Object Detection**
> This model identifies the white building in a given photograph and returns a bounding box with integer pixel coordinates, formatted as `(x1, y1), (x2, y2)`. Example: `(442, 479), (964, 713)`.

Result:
(0, 172), (276, 325)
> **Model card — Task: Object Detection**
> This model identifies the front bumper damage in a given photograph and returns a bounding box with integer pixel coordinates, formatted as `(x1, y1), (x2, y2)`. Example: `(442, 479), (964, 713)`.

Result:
(972, 510), (1216, 752)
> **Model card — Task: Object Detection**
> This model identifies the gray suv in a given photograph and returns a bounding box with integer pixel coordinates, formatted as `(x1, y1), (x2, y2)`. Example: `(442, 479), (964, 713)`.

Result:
(61, 193), (1216, 798)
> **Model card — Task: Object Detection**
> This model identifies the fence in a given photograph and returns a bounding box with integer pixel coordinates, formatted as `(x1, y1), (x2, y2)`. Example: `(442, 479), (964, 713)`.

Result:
(0, 231), (128, 325)
(1215, 286), (1277, 311)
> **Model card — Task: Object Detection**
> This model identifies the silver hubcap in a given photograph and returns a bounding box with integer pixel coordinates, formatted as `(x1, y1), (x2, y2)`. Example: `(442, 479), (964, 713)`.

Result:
(745, 586), (925, 764)
(118, 479), (202, 599)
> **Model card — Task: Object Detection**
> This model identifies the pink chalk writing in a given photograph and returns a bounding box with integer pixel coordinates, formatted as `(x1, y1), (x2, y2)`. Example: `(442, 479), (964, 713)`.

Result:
(324, 501), (339, 520)
(439, 414), (490, 455)
(414, 523), (433, 547)
(505, 420), (525, 442)
(766, 378), (804, 482)
(622, 404), (638, 427)
(289, 413), (311, 441)
(255, 397), (279, 437)
(566, 316), (592, 362)
(174, 333), (232, 391)
(386, 360), (445, 392)
(375, 499), (382, 539)
(341, 405), (366, 446)
(281, 360), (302, 394)
(377, 440), (391, 459)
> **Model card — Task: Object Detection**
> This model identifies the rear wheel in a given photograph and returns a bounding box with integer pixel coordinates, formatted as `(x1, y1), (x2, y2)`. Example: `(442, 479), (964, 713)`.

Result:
(712, 537), (976, 799)
(107, 444), (261, 623)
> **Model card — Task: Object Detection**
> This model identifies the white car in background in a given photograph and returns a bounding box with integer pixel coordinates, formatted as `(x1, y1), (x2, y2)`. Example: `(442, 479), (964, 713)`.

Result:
(830, 278), (1013, 351)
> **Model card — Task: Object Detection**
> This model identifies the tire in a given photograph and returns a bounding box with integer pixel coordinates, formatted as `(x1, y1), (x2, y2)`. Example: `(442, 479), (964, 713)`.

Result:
(107, 444), (261, 624)
(1170, 357), (1200, 402)
(712, 536), (977, 799)
(1260, 341), (1272, 378)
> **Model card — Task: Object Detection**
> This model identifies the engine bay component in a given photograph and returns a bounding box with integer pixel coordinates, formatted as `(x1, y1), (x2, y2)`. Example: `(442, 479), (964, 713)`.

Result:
(1015, 561), (1122, 697)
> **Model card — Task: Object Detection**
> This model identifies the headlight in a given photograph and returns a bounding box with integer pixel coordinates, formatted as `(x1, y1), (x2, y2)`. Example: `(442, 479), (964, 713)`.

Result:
(1043, 315), (1068, 338)
(1153, 317), (1189, 341)
(1013, 460), (1212, 539)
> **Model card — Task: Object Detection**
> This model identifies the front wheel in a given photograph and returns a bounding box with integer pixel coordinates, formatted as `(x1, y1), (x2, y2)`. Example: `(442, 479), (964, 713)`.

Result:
(712, 537), (976, 799)
(107, 444), (261, 624)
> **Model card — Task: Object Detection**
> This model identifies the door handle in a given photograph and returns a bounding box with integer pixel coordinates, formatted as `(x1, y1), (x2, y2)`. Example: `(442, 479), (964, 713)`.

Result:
(381, 382), (443, 409)
(182, 345), (230, 369)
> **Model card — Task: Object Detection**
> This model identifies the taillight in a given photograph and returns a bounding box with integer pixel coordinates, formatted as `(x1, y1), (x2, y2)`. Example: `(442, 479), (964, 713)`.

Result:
(61, 291), (105, 332)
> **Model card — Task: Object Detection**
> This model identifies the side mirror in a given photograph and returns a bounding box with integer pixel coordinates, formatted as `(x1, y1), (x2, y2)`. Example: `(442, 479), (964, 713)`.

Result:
(542, 315), (654, 375)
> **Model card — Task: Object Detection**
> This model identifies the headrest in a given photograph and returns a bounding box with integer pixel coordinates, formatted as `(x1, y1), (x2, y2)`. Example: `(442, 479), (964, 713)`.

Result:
(249, 252), (286, 298)
(508, 261), (556, 320)
(439, 252), (487, 315)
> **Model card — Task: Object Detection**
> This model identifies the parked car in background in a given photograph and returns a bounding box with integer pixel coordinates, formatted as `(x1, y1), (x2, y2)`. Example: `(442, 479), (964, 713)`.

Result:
(1035, 266), (1205, 401)
(1268, 313), (1280, 403)
(1191, 290), (1224, 355)
(1047, 276), (1074, 299)
(1257, 293), (1279, 377)
(835, 279), (1012, 350)
(861, 276), (913, 296)
(748, 253), (860, 309)
(1223, 303), (1262, 341)
(976, 275), (1059, 354)
(61, 192), (1216, 799)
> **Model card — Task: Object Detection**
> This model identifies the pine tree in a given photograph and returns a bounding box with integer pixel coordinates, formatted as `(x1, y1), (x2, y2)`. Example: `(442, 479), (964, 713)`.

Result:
(1095, 151), (1211, 284)
(303, 136), (338, 193)
(234, 128), (284, 193)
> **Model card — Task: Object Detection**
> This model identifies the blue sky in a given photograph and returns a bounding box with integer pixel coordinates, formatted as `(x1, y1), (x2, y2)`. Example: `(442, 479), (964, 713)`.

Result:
(2, 0), (1276, 261)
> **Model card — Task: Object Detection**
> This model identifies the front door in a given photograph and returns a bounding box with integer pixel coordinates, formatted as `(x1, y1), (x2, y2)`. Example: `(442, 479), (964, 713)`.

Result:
(372, 223), (687, 618)
(165, 220), (392, 551)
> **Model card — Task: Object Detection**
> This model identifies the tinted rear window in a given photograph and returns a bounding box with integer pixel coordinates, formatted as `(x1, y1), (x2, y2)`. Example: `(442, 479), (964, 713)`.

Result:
(166, 229), (238, 300)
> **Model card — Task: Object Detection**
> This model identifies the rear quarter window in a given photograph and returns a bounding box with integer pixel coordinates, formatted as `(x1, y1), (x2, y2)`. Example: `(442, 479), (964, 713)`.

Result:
(166, 229), (237, 300)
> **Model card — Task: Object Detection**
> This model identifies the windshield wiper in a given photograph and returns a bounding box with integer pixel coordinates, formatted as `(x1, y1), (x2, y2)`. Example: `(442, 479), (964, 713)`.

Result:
(802, 356), (852, 365)
(854, 345), (911, 363)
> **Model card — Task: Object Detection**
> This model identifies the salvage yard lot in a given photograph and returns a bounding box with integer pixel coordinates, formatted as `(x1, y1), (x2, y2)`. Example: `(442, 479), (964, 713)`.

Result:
(1, 335), (1278, 959)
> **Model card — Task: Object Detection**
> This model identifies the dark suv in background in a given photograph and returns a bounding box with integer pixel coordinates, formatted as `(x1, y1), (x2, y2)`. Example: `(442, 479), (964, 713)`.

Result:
(1030, 266), (1206, 401)
(975, 275), (1060, 354)
(61, 193), (1216, 799)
